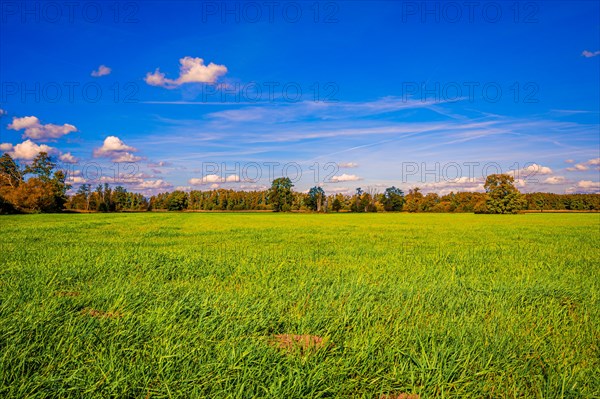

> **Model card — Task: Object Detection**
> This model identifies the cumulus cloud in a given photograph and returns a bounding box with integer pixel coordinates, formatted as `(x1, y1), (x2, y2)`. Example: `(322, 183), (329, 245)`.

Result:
(566, 158), (600, 171)
(91, 65), (112, 77)
(0, 108), (6, 117)
(145, 56), (228, 88)
(586, 158), (600, 166)
(543, 176), (566, 184)
(7, 139), (57, 160)
(582, 50), (600, 58)
(330, 173), (361, 182)
(189, 174), (240, 185)
(576, 180), (599, 190)
(0, 143), (13, 151)
(418, 176), (485, 195)
(7, 116), (77, 140)
(338, 162), (358, 168)
(59, 152), (78, 163)
(93, 136), (141, 162)
(567, 164), (589, 172)
(510, 163), (553, 176)
(324, 186), (352, 194)
(136, 179), (173, 190)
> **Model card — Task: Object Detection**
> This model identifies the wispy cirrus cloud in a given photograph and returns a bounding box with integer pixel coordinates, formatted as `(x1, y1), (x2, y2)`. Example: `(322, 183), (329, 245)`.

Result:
(582, 50), (600, 58)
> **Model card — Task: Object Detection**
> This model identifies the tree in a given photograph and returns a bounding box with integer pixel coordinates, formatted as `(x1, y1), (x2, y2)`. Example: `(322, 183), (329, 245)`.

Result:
(0, 153), (22, 213)
(483, 174), (526, 214)
(50, 169), (70, 211)
(332, 197), (342, 212)
(404, 187), (423, 212)
(382, 186), (405, 211)
(25, 152), (55, 182)
(351, 187), (363, 212)
(0, 153), (23, 189)
(168, 190), (188, 211)
(306, 186), (325, 211)
(268, 177), (293, 212)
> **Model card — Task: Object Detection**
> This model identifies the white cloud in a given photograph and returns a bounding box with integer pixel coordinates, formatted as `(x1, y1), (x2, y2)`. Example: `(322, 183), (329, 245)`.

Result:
(210, 183), (220, 189)
(59, 152), (78, 163)
(7, 116), (77, 140)
(8, 139), (57, 160)
(582, 50), (600, 58)
(189, 174), (240, 185)
(577, 180), (599, 189)
(567, 158), (600, 172)
(509, 163), (553, 176)
(112, 152), (142, 163)
(175, 186), (192, 192)
(0, 143), (13, 151)
(586, 158), (600, 166)
(0, 109), (6, 117)
(565, 159), (575, 164)
(543, 176), (566, 184)
(330, 173), (361, 182)
(324, 186), (351, 194)
(136, 179), (173, 190)
(567, 164), (589, 172)
(145, 56), (228, 88)
(93, 136), (141, 162)
(91, 65), (112, 77)
(239, 184), (268, 191)
(338, 162), (358, 168)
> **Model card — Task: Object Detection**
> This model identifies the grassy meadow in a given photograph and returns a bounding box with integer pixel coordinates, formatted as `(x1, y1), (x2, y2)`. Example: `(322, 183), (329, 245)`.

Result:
(0, 213), (599, 398)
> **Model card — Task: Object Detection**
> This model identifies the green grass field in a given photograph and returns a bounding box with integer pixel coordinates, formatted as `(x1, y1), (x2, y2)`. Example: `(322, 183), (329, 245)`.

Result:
(1, 213), (599, 398)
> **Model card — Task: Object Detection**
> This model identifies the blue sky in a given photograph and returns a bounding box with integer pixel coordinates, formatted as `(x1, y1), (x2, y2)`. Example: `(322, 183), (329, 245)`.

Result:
(0, 0), (599, 195)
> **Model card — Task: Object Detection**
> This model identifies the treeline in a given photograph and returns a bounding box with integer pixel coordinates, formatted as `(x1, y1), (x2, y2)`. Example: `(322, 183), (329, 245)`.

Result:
(1, 152), (599, 214)
(0, 152), (146, 213)
(147, 187), (600, 213)
(66, 184), (148, 212)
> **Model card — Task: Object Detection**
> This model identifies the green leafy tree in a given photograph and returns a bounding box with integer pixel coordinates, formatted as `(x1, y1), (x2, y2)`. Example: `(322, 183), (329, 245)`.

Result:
(50, 169), (70, 211)
(268, 177), (293, 212)
(332, 197), (342, 212)
(0, 153), (23, 189)
(168, 190), (189, 211)
(382, 186), (405, 211)
(484, 174), (526, 214)
(25, 152), (55, 182)
(306, 186), (325, 211)
(351, 187), (363, 212)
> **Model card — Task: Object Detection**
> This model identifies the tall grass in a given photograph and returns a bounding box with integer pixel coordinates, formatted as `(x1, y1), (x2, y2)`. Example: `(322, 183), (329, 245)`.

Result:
(1, 213), (598, 398)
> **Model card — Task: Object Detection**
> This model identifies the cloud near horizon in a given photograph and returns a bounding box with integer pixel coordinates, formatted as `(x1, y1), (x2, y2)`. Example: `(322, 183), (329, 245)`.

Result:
(1, 139), (57, 160)
(189, 174), (241, 185)
(330, 173), (361, 182)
